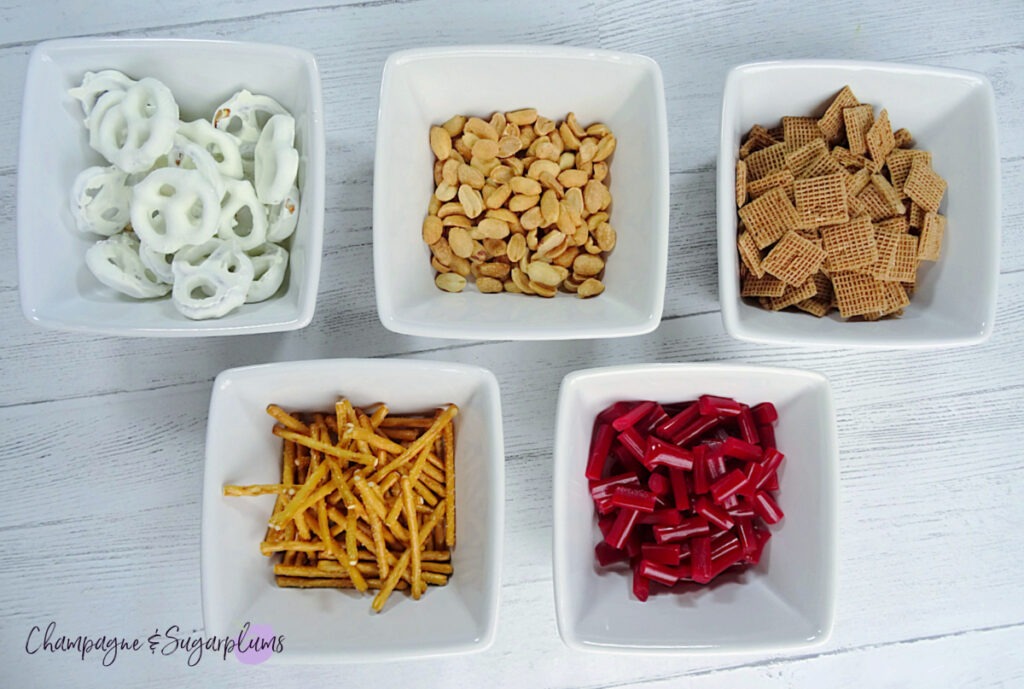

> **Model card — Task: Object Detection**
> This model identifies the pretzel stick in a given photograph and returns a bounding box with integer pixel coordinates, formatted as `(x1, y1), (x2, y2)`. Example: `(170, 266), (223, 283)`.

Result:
(378, 416), (436, 428)
(269, 461), (330, 528)
(401, 477), (423, 599)
(444, 421), (456, 547)
(370, 404), (458, 483)
(266, 405), (309, 434)
(276, 576), (400, 590)
(224, 484), (295, 496)
(272, 427), (377, 466)
(371, 548), (412, 613)
(369, 404), (389, 428)
(260, 540), (326, 555)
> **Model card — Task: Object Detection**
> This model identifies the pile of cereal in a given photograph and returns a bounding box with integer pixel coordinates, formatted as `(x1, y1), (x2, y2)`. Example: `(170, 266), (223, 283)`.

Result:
(735, 85), (946, 320)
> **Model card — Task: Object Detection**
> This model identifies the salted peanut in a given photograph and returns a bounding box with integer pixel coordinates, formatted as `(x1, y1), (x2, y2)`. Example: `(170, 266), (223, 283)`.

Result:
(506, 156), (525, 176)
(498, 136), (522, 158)
(422, 215), (443, 244)
(482, 183), (496, 199)
(441, 158), (460, 186)
(576, 159), (593, 178)
(507, 233), (528, 262)
(535, 141), (559, 161)
(595, 222), (617, 251)
(564, 112), (585, 138)
(432, 256), (451, 274)
(574, 253), (604, 277)
(435, 182), (457, 201)
(489, 112), (506, 134)
(428, 195), (442, 215)
(563, 276), (581, 292)
(448, 227), (473, 258)
(430, 237), (454, 266)
(437, 201), (465, 218)
(465, 117), (498, 141)
(509, 194), (540, 212)
(539, 171), (565, 197)
(458, 163), (485, 189)
(477, 276), (504, 293)
(559, 122), (581, 151)
(433, 160), (444, 186)
(485, 183), (512, 209)
(548, 236), (572, 260)
(528, 159), (561, 180)
(577, 278), (605, 298)
(534, 116), (556, 136)
(502, 122), (521, 138)
(461, 130), (480, 149)
(587, 212), (609, 230)
(458, 184), (484, 219)
(486, 208), (519, 227)
(564, 188), (584, 221)
(448, 254), (471, 276)
(430, 126), (452, 160)
(507, 108), (538, 125)
(470, 156), (500, 179)
(503, 279), (522, 293)
(579, 137), (598, 164)
(488, 165), (514, 185)
(526, 228), (539, 250)
(520, 206), (543, 231)
(442, 115), (467, 137)
(529, 280), (557, 298)
(478, 260), (510, 278)
(554, 245), (580, 268)
(554, 203), (576, 237)
(435, 272), (466, 292)
(584, 238), (602, 254)
(584, 180), (606, 214)
(441, 214), (471, 228)
(593, 135), (617, 162)
(557, 169), (589, 188)
(593, 161), (609, 183)
(540, 190), (560, 226)
(511, 176), (542, 195)
(474, 218), (510, 239)
(571, 223), (589, 247)
(535, 230), (566, 258)
(550, 130), (565, 155)
(558, 152), (576, 171)
(519, 126), (535, 148)
(586, 122), (611, 137)
(472, 139), (499, 161)
(510, 267), (534, 293)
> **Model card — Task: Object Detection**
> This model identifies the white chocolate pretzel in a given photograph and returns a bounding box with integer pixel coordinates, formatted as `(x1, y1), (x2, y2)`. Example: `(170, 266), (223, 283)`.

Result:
(178, 119), (244, 181)
(69, 69), (135, 117)
(212, 89), (288, 173)
(165, 134), (226, 201)
(254, 114), (299, 205)
(85, 231), (171, 299)
(138, 242), (175, 284)
(171, 239), (254, 320)
(217, 178), (268, 250)
(86, 78), (179, 173)
(70, 166), (132, 236)
(130, 167), (219, 254)
(245, 242), (289, 303)
(266, 184), (300, 242)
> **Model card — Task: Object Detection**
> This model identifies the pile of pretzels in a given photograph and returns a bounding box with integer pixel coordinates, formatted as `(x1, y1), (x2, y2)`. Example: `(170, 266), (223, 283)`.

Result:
(69, 70), (301, 320)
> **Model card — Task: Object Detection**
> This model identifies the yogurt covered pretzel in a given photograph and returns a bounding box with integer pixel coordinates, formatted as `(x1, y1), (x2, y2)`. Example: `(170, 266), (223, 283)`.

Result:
(171, 239), (254, 319)
(254, 114), (299, 205)
(266, 184), (300, 242)
(85, 232), (171, 299)
(212, 89), (288, 173)
(218, 178), (269, 250)
(245, 242), (289, 303)
(178, 119), (245, 181)
(70, 166), (132, 236)
(130, 167), (220, 254)
(86, 78), (179, 173)
(69, 69), (135, 117)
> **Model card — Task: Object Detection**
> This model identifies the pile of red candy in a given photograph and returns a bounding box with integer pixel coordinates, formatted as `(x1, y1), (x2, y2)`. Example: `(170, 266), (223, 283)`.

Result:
(588, 395), (785, 601)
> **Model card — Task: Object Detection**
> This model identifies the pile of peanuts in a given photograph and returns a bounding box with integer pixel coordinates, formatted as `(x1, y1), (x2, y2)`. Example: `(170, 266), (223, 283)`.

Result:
(423, 109), (617, 298)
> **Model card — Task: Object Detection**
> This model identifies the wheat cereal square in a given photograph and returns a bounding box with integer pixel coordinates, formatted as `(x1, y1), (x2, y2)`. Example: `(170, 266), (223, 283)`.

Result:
(817, 85), (860, 144)
(875, 216), (909, 235)
(782, 116), (825, 151)
(893, 128), (914, 148)
(738, 187), (799, 249)
(858, 182), (901, 222)
(785, 139), (830, 176)
(736, 158), (748, 207)
(742, 273), (786, 298)
(764, 278), (818, 310)
(903, 159), (947, 212)
(867, 224), (902, 280)
(761, 231), (828, 285)
(885, 149), (931, 197)
(739, 124), (778, 159)
(918, 211), (946, 261)
(908, 201), (927, 229)
(737, 230), (765, 278)
(794, 173), (849, 227)
(843, 104), (875, 156)
(748, 169), (795, 201)
(821, 215), (877, 272)
(801, 152), (848, 179)
(890, 234), (919, 282)
(832, 271), (887, 318)
(879, 281), (911, 315)
(865, 108), (896, 164)
(745, 142), (788, 181)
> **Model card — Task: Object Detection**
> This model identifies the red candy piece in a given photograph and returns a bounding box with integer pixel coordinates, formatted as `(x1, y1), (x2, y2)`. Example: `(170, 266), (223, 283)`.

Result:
(586, 423), (615, 480)
(611, 400), (657, 432)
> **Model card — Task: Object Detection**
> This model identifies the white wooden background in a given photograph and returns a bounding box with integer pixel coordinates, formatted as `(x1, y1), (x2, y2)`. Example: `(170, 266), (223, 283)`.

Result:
(2, 0), (1023, 686)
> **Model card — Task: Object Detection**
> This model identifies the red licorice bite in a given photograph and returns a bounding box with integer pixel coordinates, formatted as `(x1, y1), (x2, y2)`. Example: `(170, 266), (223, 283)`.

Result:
(610, 486), (657, 513)
(752, 491), (784, 524)
(757, 423), (776, 450)
(698, 394), (743, 418)
(639, 559), (680, 586)
(691, 535), (712, 584)
(696, 496), (735, 530)
(710, 469), (748, 504)
(672, 414), (721, 446)
(652, 515), (710, 544)
(644, 436), (695, 471)
(641, 542), (681, 566)
(595, 541), (628, 566)
(737, 405), (760, 445)
(669, 467), (691, 511)
(605, 507), (641, 549)
(611, 400), (657, 432)
(586, 422), (615, 480)
(752, 402), (778, 425)
(617, 426), (646, 462)
(632, 562), (650, 601)
(647, 470), (671, 497)
(655, 402), (699, 440)
(723, 436), (763, 462)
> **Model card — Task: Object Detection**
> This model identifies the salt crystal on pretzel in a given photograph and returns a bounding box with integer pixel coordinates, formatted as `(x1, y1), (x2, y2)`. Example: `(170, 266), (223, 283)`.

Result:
(178, 119), (244, 180)
(131, 167), (220, 254)
(86, 78), (179, 173)
(254, 114), (299, 205)
(69, 69), (135, 117)
(170, 239), (254, 319)
(245, 242), (289, 303)
(85, 231), (171, 299)
(70, 166), (132, 236)
(217, 178), (269, 250)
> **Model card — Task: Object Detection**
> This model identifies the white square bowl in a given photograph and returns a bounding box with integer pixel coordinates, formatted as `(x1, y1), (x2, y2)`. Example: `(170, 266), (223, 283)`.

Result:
(717, 60), (1000, 347)
(17, 38), (325, 336)
(553, 363), (838, 653)
(201, 358), (504, 662)
(373, 46), (669, 340)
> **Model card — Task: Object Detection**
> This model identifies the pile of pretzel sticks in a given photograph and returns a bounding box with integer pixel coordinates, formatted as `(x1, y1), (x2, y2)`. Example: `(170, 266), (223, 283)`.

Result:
(224, 399), (458, 613)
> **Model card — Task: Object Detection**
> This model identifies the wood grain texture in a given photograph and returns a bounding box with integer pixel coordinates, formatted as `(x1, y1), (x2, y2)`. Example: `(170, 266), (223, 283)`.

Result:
(1, 0), (1022, 686)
